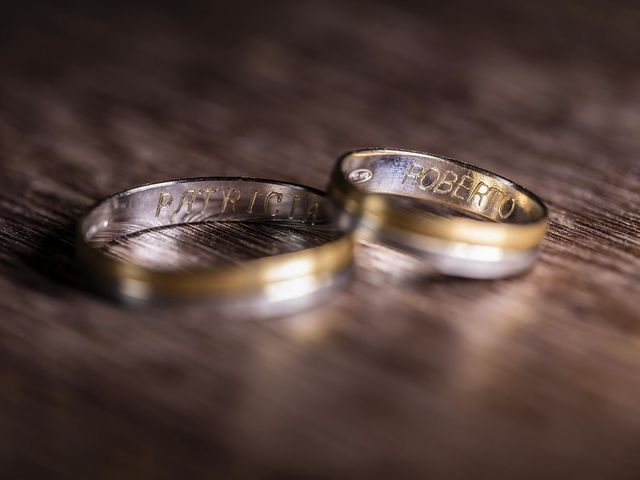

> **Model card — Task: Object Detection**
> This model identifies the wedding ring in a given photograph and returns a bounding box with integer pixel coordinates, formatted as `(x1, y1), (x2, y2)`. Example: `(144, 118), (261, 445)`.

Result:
(328, 148), (548, 278)
(78, 177), (354, 305)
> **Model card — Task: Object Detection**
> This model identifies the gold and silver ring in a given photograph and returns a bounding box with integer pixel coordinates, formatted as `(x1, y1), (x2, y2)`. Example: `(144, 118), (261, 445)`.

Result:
(328, 148), (548, 278)
(78, 177), (354, 305)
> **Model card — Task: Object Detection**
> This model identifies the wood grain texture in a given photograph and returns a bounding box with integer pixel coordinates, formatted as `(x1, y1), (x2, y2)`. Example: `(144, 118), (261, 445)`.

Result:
(1, 1), (639, 478)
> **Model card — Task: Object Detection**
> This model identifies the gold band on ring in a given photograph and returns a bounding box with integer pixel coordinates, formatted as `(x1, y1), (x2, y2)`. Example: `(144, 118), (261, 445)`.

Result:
(78, 177), (354, 303)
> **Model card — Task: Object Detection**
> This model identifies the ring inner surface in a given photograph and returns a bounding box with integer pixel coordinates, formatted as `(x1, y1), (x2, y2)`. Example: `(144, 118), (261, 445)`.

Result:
(341, 151), (545, 224)
(81, 178), (336, 247)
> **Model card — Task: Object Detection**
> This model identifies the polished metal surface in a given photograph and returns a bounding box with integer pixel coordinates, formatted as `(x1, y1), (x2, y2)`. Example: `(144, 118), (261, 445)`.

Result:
(328, 148), (549, 278)
(78, 177), (355, 308)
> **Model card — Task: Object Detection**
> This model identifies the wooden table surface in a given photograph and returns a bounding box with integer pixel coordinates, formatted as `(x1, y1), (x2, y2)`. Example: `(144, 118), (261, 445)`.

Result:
(1, 1), (639, 478)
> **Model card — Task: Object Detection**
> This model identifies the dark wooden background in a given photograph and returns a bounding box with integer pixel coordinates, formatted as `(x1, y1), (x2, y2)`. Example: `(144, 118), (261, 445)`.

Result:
(1, 1), (639, 478)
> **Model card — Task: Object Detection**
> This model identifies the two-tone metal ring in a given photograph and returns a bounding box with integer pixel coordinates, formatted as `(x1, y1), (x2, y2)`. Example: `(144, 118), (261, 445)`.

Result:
(78, 177), (354, 307)
(328, 148), (548, 278)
